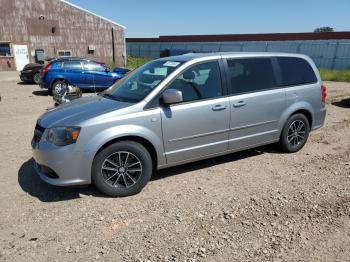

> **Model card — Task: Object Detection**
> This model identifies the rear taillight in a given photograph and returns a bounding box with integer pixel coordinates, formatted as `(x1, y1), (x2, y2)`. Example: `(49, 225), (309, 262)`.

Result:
(43, 64), (52, 73)
(321, 84), (327, 105)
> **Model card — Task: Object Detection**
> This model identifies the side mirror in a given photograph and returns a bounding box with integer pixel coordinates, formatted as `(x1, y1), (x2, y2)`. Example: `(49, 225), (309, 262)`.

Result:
(105, 67), (111, 73)
(162, 89), (183, 105)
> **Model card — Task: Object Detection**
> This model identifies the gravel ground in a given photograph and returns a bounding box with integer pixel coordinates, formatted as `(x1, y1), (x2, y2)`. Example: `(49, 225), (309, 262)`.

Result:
(0, 80), (349, 262)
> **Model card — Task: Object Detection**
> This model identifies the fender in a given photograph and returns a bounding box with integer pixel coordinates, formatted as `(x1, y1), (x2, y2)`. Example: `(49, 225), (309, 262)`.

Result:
(278, 100), (314, 136)
(50, 76), (67, 86)
(81, 124), (166, 173)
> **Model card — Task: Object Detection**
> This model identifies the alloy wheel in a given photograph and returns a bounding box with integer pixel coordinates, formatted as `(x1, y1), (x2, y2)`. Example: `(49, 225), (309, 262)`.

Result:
(54, 82), (67, 95)
(287, 120), (306, 147)
(101, 151), (142, 188)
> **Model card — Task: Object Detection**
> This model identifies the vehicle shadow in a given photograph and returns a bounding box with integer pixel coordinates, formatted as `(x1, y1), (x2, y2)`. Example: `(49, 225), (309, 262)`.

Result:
(18, 145), (278, 202)
(153, 145), (279, 181)
(17, 82), (33, 85)
(32, 90), (49, 96)
(332, 98), (350, 109)
(18, 158), (103, 202)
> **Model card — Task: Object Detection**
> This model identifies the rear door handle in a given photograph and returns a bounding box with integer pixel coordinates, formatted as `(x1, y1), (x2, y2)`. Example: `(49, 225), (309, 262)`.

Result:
(212, 104), (227, 111)
(233, 101), (246, 108)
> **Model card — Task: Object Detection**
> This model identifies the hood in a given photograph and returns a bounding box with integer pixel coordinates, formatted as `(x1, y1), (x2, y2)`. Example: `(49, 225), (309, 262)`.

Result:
(38, 95), (133, 128)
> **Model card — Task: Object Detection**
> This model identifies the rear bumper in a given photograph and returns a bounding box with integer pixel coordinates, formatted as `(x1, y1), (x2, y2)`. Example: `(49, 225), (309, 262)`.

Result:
(20, 73), (32, 83)
(312, 107), (327, 130)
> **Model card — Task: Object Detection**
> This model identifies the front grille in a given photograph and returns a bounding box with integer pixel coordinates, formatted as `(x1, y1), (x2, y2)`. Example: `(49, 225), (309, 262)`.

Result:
(33, 124), (45, 143)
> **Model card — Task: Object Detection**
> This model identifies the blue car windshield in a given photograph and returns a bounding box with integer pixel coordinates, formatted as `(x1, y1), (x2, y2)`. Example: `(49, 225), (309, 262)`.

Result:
(102, 60), (183, 103)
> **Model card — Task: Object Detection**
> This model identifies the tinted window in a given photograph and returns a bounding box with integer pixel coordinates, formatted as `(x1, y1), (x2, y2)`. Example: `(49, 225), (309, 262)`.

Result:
(166, 61), (222, 102)
(63, 61), (82, 70)
(277, 57), (317, 86)
(84, 62), (105, 72)
(227, 58), (277, 94)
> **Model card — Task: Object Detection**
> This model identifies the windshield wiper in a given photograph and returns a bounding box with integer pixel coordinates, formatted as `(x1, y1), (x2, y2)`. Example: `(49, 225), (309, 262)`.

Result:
(102, 93), (121, 101)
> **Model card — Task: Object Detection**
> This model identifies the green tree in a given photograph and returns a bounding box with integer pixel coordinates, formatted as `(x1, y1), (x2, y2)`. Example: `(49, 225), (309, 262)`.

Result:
(314, 27), (334, 33)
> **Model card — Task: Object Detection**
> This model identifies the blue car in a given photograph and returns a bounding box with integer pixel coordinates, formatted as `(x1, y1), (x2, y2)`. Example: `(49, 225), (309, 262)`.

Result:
(40, 57), (129, 95)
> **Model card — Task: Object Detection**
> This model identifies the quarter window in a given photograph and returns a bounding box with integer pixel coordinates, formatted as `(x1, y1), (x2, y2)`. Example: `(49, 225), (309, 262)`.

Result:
(277, 57), (317, 86)
(166, 61), (223, 102)
(227, 58), (277, 94)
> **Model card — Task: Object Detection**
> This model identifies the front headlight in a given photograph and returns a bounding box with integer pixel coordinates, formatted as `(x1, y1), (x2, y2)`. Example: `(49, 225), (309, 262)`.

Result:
(45, 127), (81, 146)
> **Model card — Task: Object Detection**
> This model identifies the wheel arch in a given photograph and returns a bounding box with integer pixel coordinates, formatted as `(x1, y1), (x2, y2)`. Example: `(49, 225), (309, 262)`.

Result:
(94, 135), (158, 171)
(51, 77), (67, 88)
(279, 102), (315, 135)
(290, 109), (313, 128)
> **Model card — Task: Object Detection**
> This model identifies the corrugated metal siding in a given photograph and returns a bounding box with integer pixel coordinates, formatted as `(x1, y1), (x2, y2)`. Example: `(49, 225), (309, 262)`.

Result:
(127, 40), (350, 69)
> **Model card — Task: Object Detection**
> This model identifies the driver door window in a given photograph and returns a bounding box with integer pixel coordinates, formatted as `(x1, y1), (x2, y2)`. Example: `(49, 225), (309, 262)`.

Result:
(166, 61), (223, 103)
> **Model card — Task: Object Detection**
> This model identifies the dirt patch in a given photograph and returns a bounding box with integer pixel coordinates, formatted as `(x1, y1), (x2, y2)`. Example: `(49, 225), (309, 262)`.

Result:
(0, 81), (349, 261)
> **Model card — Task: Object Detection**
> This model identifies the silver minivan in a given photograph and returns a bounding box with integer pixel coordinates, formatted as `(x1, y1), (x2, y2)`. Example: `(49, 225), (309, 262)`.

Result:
(32, 53), (327, 196)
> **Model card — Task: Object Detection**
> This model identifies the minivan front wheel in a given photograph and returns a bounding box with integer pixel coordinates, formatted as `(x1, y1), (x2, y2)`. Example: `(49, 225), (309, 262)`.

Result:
(278, 114), (310, 153)
(92, 141), (153, 197)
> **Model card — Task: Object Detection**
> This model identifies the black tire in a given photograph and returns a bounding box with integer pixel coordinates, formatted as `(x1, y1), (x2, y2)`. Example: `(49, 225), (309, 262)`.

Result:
(278, 113), (310, 153)
(32, 73), (41, 84)
(92, 141), (153, 197)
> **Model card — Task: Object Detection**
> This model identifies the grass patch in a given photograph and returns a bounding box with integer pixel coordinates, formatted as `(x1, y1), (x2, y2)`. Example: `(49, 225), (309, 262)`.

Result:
(126, 56), (151, 70)
(107, 56), (151, 70)
(320, 69), (350, 82)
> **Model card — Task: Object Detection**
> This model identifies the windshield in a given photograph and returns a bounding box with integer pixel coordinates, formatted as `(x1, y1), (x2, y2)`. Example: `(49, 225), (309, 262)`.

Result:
(102, 60), (183, 103)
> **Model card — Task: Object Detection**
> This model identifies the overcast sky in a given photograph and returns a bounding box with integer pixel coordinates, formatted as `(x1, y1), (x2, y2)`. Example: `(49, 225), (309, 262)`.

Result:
(67, 0), (350, 37)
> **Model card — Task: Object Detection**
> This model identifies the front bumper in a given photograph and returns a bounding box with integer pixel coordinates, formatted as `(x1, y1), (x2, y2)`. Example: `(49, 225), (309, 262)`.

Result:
(32, 140), (92, 186)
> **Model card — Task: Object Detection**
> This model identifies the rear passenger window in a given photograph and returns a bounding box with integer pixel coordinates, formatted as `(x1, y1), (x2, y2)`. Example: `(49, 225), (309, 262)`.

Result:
(277, 57), (317, 86)
(227, 58), (277, 95)
(63, 61), (82, 70)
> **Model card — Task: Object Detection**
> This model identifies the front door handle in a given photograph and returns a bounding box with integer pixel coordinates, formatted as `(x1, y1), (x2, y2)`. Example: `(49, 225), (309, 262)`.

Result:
(233, 101), (246, 108)
(212, 104), (227, 111)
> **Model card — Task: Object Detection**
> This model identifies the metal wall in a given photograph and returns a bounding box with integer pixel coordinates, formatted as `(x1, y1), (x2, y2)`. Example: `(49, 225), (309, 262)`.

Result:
(127, 40), (350, 69)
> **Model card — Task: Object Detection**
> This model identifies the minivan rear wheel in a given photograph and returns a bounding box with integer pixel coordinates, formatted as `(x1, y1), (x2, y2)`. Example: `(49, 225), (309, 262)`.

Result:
(278, 113), (310, 153)
(92, 141), (153, 197)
